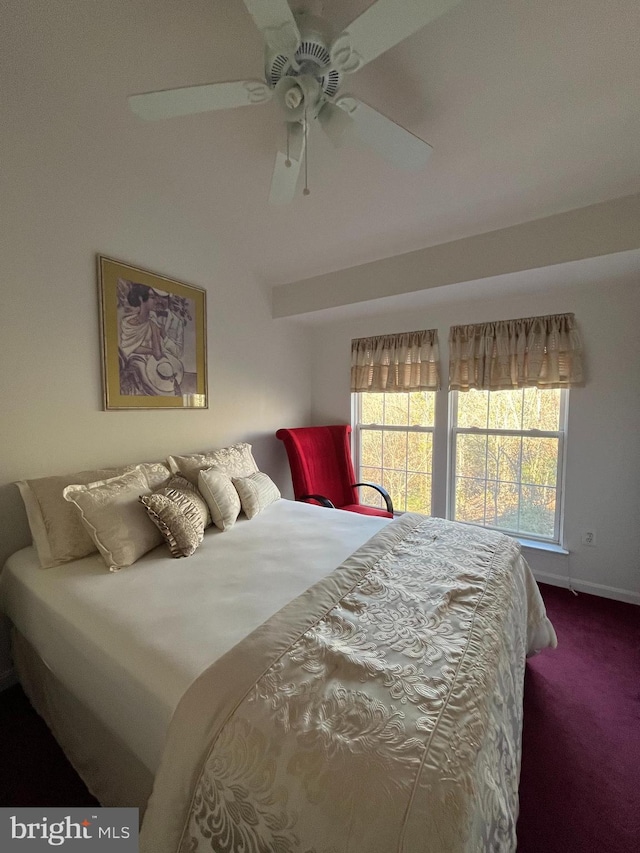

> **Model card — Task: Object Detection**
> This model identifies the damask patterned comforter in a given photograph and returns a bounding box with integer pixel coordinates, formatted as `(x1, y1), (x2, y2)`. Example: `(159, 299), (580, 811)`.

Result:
(140, 513), (556, 853)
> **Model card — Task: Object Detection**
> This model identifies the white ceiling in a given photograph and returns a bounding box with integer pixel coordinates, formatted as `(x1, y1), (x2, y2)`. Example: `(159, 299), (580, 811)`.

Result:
(128, 0), (640, 287)
(7, 0), (640, 293)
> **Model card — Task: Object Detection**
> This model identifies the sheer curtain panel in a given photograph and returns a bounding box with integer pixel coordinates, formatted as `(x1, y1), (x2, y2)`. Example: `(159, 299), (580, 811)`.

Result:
(449, 313), (584, 391)
(351, 330), (440, 393)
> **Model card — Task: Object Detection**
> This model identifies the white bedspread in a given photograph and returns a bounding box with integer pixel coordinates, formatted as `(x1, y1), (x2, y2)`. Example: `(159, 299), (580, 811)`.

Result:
(0, 500), (389, 773)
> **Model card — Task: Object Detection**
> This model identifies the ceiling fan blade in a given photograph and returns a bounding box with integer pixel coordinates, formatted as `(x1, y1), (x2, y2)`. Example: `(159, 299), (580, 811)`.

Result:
(330, 0), (463, 73)
(242, 0), (301, 56)
(269, 123), (305, 205)
(318, 101), (354, 147)
(335, 97), (432, 170)
(129, 79), (272, 121)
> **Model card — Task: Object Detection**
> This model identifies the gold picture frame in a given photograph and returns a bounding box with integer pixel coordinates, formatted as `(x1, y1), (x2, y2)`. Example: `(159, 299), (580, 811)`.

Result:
(98, 255), (208, 410)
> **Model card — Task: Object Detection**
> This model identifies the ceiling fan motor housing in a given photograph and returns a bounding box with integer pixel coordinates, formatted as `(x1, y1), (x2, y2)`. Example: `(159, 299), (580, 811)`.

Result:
(265, 13), (342, 102)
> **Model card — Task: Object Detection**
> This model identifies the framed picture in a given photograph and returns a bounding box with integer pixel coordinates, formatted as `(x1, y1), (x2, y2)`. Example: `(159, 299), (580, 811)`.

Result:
(98, 255), (208, 410)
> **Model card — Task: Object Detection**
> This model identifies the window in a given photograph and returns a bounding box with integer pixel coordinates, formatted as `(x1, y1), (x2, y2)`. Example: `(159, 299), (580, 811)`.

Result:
(351, 314), (580, 545)
(353, 392), (435, 515)
(449, 388), (567, 542)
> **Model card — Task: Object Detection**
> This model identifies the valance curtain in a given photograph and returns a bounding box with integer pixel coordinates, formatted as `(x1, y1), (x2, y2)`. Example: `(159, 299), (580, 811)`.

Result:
(449, 312), (584, 391)
(351, 329), (440, 393)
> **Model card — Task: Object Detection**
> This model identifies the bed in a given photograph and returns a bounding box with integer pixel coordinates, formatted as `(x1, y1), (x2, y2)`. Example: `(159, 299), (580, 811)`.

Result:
(0, 456), (556, 853)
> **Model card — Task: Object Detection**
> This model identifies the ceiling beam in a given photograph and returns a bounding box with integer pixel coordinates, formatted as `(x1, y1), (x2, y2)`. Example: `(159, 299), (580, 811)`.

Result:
(271, 193), (640, 318)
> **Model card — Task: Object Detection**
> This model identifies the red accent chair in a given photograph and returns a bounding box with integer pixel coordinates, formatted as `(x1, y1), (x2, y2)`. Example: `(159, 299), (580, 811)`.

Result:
(276, 425), (394, 518)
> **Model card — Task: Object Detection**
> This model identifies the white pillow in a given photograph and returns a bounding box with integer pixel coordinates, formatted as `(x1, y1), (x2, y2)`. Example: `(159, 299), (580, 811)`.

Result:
(168, 442), (258, 485)
(63, 467), (162, 571)
(232, 472), (281, 520)
(16, 461), (170, 568)
(198, 468), (241, 531)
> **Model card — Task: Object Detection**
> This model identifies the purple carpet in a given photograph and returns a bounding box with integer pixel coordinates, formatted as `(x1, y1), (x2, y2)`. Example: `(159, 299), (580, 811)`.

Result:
(517, 584), (640, 852)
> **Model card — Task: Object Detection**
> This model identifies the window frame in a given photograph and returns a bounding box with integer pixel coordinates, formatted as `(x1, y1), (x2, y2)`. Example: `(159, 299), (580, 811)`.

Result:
(447, 389), (569, 545)
(352, 392), (436, 515)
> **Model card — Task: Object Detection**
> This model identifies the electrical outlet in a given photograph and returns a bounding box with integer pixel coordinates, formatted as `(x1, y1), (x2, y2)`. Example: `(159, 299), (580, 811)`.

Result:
(581, 529), (596, 547)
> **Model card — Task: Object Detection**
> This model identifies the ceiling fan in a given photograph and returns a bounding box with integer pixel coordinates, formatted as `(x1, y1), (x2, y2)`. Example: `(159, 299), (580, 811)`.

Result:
(128, 0), (462, 203)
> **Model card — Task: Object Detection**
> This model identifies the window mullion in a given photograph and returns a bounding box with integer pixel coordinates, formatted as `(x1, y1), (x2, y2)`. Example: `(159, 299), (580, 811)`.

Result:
(353, 393), (361, 480)
(516, 434), (524, 534)
(360, 424), (433, 433)
(380, 394), (386, 483)
(455, 427), (561, 439)
(449, 430), (457, 522)
(448, 392), (457, 523)
(404, 428), (409, 512)
(483, 431), (490, 527)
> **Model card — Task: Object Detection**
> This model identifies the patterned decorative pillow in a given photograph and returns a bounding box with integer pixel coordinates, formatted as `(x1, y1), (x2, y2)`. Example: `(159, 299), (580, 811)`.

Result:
(138, 461), (173, 491)
(198, 469), (241, 531)
(16, 462), (171, 569)
(140, 496), (201, 558)
(63, 467), (163, 571)
(140, 476), (211, 557)
(160, 475), (211, 527)
(167, 442), (259, 486)
(232, 472), (281, 520)
(16, 461), (171, 568)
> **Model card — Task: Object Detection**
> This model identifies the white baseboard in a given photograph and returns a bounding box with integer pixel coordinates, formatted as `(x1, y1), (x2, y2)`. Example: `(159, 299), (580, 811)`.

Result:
(0, 668), (17, 692)
(533, 571), (640, 606)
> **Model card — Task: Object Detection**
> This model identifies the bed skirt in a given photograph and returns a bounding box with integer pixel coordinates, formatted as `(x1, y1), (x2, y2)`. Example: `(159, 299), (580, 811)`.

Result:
(11, 628), (153, 817)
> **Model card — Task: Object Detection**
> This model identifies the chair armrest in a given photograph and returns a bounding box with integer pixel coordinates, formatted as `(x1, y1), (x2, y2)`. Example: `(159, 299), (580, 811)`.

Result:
(353, 482), (394, 515)
(300, 494), (336, 509)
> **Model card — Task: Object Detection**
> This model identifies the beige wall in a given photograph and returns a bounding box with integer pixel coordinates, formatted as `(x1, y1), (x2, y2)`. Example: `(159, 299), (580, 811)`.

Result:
(307, 273), (640, 604)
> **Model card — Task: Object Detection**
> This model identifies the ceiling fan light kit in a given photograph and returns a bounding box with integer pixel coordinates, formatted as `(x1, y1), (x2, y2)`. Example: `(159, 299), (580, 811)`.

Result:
(128, 0), (462, 203)
(274, 74), (322, 122)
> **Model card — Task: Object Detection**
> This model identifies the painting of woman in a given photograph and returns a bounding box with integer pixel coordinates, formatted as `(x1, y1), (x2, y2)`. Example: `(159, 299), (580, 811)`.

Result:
(118, 281), (187, 396)
(99, 256), (206, 410)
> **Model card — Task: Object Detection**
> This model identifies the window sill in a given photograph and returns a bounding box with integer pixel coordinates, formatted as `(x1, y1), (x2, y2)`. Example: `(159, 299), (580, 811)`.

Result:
(514, 536), (569, 555)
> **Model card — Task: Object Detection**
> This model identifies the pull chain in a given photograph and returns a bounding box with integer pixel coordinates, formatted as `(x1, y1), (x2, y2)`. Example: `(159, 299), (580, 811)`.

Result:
(285, 124), (291, 167)
(303, 109), (310, 196)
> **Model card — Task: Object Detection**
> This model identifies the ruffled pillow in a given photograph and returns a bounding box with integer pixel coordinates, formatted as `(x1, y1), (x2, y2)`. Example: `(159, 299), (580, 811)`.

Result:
(140, 476), (211, 557)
